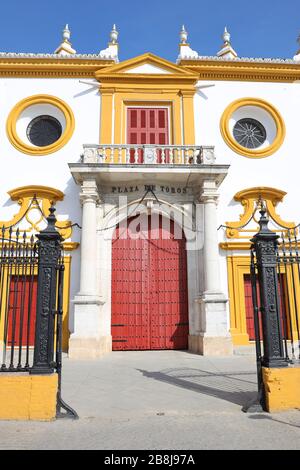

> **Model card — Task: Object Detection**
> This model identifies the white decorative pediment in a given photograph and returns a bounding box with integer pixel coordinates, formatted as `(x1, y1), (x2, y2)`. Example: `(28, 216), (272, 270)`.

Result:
(125, 63), (171, 74)
(95, 53), (198, 79)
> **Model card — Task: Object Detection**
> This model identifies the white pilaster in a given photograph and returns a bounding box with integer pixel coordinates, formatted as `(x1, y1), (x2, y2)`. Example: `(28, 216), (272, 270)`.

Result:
(189, 180), (233, 356)
(78, 179), (99, 297)
(69, 179), (111, 359)
(202, 181), (222, 295)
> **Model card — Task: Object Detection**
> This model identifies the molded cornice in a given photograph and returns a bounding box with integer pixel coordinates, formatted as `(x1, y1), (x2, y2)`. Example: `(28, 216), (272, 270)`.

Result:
(180, 58), (300, 82)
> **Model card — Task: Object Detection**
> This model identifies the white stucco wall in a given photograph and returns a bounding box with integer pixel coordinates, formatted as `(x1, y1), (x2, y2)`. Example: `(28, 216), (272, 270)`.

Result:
(1, 69), (299, 344)
(0, 77), (101, 329)
(194, 80), (300, 223)
(194, 79), (300, 314)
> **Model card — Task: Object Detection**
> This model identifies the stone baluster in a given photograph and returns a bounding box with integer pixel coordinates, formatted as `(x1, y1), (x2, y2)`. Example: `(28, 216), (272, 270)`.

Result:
(118, 146), (122, 163)
(134, 147), (139, 164)
(126, 147), (130, 164)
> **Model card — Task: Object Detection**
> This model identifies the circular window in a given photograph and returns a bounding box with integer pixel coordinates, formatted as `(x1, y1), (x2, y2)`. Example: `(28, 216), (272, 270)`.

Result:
(220, 98), (285, 158)
(26, 115), (62, 147)
(6, 95), (75, 156)
(233, 118), (266, 149)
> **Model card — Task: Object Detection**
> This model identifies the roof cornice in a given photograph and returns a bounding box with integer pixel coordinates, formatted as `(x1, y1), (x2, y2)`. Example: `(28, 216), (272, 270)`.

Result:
(0, 54), (116, 77)
(0, 52), (117, 60)
(179, 56), (300, 82)
(1, 52), (300, 81)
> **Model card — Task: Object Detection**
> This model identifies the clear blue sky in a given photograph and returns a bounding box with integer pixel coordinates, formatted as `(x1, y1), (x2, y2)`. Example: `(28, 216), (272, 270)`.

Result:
(0, 0), (299, 61)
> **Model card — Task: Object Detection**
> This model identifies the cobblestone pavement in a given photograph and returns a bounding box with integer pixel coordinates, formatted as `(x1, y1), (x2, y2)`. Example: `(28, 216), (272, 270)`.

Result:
(0, 351), (300, 450)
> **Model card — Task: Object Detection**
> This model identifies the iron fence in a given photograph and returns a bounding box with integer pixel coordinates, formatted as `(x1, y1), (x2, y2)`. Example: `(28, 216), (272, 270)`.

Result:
(0, 228), (38, 371)
(247, 206), (300, 411)
(0, 204), (77, 419)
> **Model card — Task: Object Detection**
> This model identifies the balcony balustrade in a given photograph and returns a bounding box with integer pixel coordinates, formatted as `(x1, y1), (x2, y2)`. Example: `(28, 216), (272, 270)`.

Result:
(81, 144), (216, 165)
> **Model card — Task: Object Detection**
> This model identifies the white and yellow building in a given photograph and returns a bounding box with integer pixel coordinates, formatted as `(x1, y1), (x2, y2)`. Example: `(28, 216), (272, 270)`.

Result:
(1, 24), (299, 358)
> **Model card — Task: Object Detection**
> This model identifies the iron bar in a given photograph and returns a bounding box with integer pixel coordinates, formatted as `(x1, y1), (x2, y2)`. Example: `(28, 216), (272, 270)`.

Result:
(286, 229), (300, 357)
(25, 236), (36, 369)
(17, 232), (27, 369)
(55, 260), (78, 419)
(281, 234), (296, 359)
(292, 227), (300, 359)
(242, 249), (265, 412)
(276, 251), (289, 360)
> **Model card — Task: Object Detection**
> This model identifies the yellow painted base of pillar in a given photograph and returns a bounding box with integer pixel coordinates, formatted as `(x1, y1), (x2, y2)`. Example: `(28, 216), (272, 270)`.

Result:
(262, 365), (300, 412)
(0, 373), (58, 421)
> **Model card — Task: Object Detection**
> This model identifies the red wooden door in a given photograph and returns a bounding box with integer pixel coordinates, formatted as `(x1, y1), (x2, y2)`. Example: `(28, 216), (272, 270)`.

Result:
(111, 215), (188, 350)
(244, 274), (288, 340)
(127, 108), (169, 163)
(7, 276), (37, 346)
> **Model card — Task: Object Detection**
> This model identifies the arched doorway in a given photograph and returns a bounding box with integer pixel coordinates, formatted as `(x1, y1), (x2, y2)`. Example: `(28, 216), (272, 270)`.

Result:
(111, 214), (189, 350)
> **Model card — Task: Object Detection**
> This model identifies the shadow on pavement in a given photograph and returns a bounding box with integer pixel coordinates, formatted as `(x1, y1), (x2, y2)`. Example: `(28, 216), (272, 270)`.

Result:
(137, 367), (258, 407)
(248, 412), (300, 428)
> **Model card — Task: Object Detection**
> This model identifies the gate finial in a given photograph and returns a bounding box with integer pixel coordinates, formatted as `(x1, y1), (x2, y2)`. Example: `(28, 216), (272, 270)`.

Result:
(257, 203), (273, 235)
(45, 202), (58, 231)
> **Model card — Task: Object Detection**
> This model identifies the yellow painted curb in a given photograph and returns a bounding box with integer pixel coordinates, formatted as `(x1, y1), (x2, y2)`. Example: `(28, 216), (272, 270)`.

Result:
(262, 366), (300, 412)
(0, 373), (58, 421)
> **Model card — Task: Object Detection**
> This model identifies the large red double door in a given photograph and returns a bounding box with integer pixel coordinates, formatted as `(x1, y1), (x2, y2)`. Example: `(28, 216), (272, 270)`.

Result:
(111, 215), (189, 350)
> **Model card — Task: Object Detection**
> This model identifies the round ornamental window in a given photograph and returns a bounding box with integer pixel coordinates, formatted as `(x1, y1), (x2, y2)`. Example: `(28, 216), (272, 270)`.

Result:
(233, 118), (266, 149)
(26, 115), (62, 147)
(220, 98), (285, 158)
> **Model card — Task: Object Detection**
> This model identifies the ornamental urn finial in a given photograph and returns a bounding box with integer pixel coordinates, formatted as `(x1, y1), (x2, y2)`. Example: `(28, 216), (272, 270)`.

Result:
(54, 23), (76, 55)
(294, 32), (300, 60)
(223, 26), (231, 45)
(177, 25), (199, 62)
(217, 26), (237, 59)
(110, 24), (119, 44)
(63, 24), (71, 42)
(180, 25), (188, 44)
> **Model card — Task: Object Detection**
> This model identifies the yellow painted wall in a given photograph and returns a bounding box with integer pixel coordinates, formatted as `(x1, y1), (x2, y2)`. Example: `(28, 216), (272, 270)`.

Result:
(226, 255), (300, 346)
(0, 373), (58, 421)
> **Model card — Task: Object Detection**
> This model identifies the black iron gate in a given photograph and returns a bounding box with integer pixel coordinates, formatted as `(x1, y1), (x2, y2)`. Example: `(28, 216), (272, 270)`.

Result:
(246, 203), (300, 411)
(0, 202), (77, 419)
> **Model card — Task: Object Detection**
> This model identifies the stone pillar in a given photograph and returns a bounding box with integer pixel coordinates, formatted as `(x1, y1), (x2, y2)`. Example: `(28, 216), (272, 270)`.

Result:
(189, 180), (233, 356)
(78, 180), (99, 297)
(69, 178), (111, 359)
(202, 182), (222, 295)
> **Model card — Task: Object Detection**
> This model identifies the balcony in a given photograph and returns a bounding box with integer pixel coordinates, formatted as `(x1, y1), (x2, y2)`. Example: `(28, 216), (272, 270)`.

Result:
(81, 144), (216, 165)
(70, 144), (229, 188)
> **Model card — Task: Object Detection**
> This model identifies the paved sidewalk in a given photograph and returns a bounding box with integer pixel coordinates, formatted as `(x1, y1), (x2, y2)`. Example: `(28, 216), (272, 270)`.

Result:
(0, 350), (300, 450)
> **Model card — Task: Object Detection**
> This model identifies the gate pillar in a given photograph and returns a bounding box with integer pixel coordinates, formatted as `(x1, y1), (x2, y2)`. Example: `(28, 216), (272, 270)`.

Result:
(251, 207), (288, 368)
(31, 205), (62, 375)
